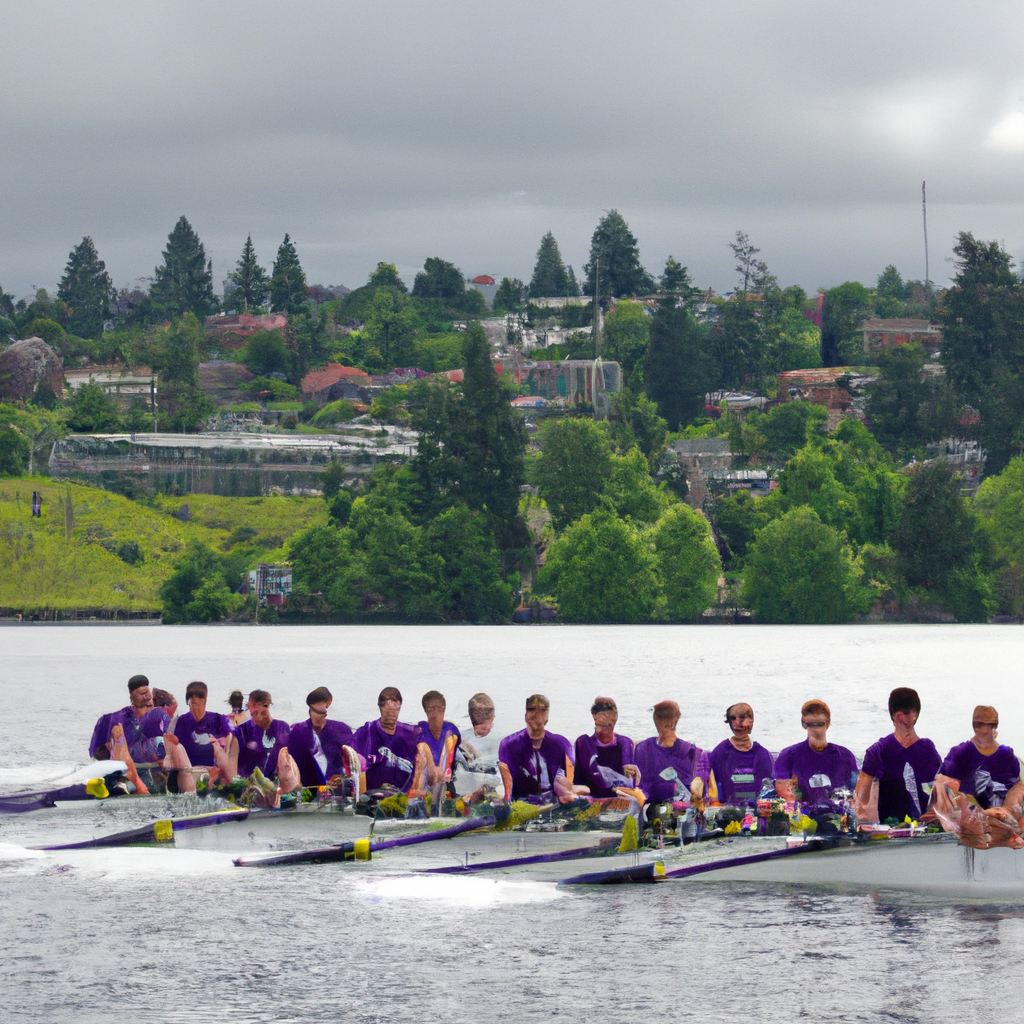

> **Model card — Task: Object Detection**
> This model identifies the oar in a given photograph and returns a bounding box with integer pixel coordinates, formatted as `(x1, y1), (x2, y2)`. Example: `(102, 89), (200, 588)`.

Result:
(558, 861), (666, 885)
(33, 807), (250, 850)
(422, 836), (620, 874)
(0, 761), (129, 813)
(660, 835), (841, 880)
(234, 806), (510, 867)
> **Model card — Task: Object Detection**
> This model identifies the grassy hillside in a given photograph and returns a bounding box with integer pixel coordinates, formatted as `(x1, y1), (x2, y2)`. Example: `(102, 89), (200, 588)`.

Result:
(0, 477), (325, 615)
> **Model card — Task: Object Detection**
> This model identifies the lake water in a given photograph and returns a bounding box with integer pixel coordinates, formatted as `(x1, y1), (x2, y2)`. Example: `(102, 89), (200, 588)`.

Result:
(1, 623), (1022, 1023)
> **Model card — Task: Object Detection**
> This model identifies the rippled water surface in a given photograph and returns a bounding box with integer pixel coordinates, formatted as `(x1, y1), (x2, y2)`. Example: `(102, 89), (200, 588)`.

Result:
(2, 624), (1023, 1022)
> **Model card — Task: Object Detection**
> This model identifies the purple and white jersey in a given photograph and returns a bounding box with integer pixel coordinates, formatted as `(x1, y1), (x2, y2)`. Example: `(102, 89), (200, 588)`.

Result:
(354, 719), (423, 792)
(287, 719), (356, 787)
(862, 733), (940, 821)
(708, 739), (774, 807)
(416, 720), (462, 772)
(172, 710), (233, 768)
(634, 737), (707, 804)
(236, 718), (291, 779)
(89, 705), (170, 763)
(574, 733), (635, 798)
(940, 741), (1020, 809)
(498, 728), (574, 804)
(774, 740), (858, 812)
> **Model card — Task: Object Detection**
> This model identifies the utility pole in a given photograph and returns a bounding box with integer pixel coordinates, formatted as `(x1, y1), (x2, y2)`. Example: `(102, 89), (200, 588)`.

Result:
(922, 181), (930, 299)
(593, 257), (600, 359)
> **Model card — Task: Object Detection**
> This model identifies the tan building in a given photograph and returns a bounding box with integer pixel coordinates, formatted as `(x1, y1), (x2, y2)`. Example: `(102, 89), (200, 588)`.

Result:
(862, 318), (941, 356)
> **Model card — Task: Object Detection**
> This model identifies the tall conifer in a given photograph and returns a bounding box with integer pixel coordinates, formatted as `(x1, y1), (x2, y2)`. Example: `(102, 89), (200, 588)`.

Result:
(227, 235), (270, 312)
(57, 236), (112, 337)
(270, 234), (308, 316)
(529, 232), (570, 298)
(150, 216), (217, 320)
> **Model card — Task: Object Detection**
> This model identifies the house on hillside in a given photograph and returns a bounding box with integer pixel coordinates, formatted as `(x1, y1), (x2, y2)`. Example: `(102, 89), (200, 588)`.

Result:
(777, 368), (877, 431)
(205, 313), (289, 350)
(301, 363), (371, 404)
(668, 438), (732, 508)
(861, 318), (941, 356)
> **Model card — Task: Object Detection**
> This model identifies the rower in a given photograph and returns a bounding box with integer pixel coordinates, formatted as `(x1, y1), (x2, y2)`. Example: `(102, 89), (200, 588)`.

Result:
(152, 689), (178, 731)
(633, 700), (709, 808)
(497, 694), (581, 804)
(88, 674), (170, 785)
(236, 689), (291, 779)
(287, 686), (360, 788)
(170, 681), (238, 781)
(574, 697), (638, 798)
(416, 690), (462, 788)
(935, 705), (1021, 810)
(353, 687), (429, 795)
(226, 689), (250, 728)
(774, 700), (857, 816)
(854, 687), (940, 824)
(454, 692), (501, 798)
(708, 702), (774, 807)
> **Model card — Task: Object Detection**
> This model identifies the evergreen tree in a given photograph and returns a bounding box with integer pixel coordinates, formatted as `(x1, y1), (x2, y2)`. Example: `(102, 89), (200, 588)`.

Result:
(411, 257), (465, 301)
(150, 216), (217, 320)
(57, 237), (112, 338)
(583, 210), (654, 298)
(156, 313), (214, 430)
(227, 235), (270, 312)
(645, 293), (711, 430)
(413, 322), (527, 550)
(528, 232), (570, 298)
(270, 234), (308, 316)
(820, 281), (872, 366)
(492, 277), (525, 316)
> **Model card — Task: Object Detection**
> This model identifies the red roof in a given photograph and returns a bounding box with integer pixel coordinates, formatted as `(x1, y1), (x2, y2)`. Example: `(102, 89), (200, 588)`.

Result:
(447, 369), (464, 383)
(301, 362), (369, 394)
(472, 275), (495, 285)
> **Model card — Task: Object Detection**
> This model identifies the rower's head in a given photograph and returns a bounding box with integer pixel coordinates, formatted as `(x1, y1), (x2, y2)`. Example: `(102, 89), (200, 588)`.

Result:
(152, 688), (177, 719)
(421, 690), (446, 732)
(591, 697), (618, 733)
(185, 681), (208, 720)
(468, 692), (495, 737)
(227, 690), (245, 714)
(652, 700), (680, 740)
(888, 687), (920, 727)
(378, 687), (403, 730)
(524, 694), (550, 739)
(972, 705), (998, 744)
(306, 686), (332, 731)
(800, 700), (830, 744)
(725, 702), (754, 738)
(128, 674), (152, 709)
(248, 689), (273, 729)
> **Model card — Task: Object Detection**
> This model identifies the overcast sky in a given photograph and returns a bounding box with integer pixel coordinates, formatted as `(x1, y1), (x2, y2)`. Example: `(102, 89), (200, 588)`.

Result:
(3, 1), (1024, 301)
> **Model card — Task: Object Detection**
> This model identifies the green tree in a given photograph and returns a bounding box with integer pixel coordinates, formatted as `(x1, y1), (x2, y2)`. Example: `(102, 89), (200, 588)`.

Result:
(729, 231), (771, 294)
(67, 381), (120, 433)
(368, 262), (407, 293)
(492, 277), (525, 316)
(607, 388), (668, 470)
(892, 461), (992, 621)
(243, 330), (289, 377)
(645, 295), (711, 430)
(975, 457), (1024, 615)
(155, 313), (214, 430)
(710, 488), (779, 566)
(528, 232), (571, 298)
(425, 504), (514, 622)
(821, 281), (872, 366)
(605, 445), (669, 525)
(0, 425), (30, 476)
(651, 503), (722, 621)
(412, 322), (527, 549)
(742, 507), (867, 623)
(159, 540), (238, 624)
(150, 216), (217, 320)
(602, 301), (649, 387)
(659, 257), (700, 302)
(756, 401), (827, 457)
(534, 417), (614, 530)
(535, 510), (659, 622)
(583, 210), (654, 298)
(227, 234), (270, 312)
(362, 290), (417, 370)
(875, 264), (906, 318)
(763, 303), (822, 373)
(711, 299), (763, 388)
(939, 232), (1024, 471)
(354, 507), (441, 618)
(865, 342), (942, 451)
(57, 236), (112, 337)
(270, 234), (309, 316)
(288, 523), (358, 615)
(411, 257), (465, 301)
(320, 459), (345, 500)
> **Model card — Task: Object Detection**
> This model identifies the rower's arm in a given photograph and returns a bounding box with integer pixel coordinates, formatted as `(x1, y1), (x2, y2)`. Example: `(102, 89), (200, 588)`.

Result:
(409, 742), (430, 797)
(1002, 779), (1024, 820)
(775, 778), (796, 801)
(853, 770), (877, 822)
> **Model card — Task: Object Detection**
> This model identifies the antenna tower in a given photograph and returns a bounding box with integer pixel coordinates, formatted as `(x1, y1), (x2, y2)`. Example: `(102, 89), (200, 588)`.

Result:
(922, 181), (930, 297)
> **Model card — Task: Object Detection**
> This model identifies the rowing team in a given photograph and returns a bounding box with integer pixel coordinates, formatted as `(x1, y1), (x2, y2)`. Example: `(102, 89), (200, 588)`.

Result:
(89, 678), (1024, 848)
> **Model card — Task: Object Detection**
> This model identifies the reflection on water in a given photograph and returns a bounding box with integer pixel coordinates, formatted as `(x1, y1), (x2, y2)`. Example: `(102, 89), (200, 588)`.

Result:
(2, 624), (1024, 1022)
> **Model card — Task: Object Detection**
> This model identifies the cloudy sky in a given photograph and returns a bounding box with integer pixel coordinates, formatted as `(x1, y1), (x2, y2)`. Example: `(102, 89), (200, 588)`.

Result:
(3, 1), (1024, 300)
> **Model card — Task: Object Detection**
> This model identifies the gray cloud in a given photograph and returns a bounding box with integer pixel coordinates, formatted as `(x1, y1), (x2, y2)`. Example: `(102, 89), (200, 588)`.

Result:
(3, 1), (1024, 300)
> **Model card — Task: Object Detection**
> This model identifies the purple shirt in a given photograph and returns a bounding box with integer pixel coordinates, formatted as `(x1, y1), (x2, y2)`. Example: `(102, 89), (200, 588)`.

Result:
(89, 705), (170, 763)
(862, 733), (941, 821)
(288, 719), (357, 787)
(498, 728), (574, 804)
(574, 733), (635, 798)
(940, 741), (1020, 810)
(708, 739), (774, 807)
(774, 739), (858, 812)
(173, 710), (233, 768)
(236, 718), (292, 779)
(416, 720), (462, 772)
(353, 719), (423, 792)
(634, 737), (707, 804)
